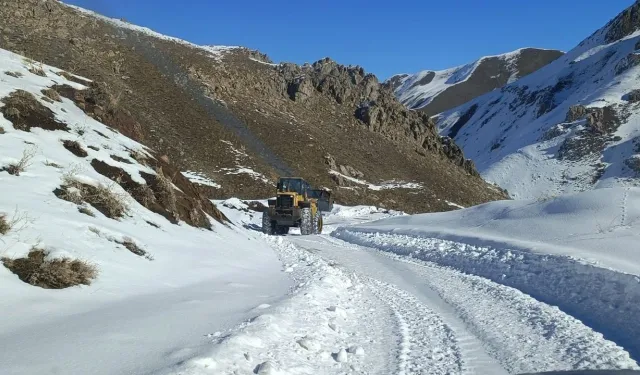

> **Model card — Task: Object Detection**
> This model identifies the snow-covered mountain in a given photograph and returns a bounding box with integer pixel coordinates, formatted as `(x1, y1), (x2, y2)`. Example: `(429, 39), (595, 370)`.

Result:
(437, 1), (640, 199)
(385, 48), (563, 115)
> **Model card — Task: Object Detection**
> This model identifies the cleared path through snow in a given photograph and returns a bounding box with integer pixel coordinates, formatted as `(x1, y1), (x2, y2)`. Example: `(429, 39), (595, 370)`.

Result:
(290, 234), (637, 374)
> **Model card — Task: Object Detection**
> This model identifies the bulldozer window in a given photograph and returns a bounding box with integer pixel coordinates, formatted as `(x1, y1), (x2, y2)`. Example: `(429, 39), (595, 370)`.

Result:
(278, 178), (303, 194)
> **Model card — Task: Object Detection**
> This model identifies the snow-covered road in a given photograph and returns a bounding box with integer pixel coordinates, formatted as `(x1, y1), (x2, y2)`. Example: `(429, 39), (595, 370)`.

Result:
(289, 234), (635, 374)
(179, 200), (639, 375)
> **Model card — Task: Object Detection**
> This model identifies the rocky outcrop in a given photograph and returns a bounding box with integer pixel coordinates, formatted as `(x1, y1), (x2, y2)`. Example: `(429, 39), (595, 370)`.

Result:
(586, 106), (620, 134)
(605, 0), (640, 43)
(279, 58), (476, 174)
(625, 155), (640, 174)
(441, 137), (479, 176)
(614, 52), (640, 75)
(566, 105), (588, 122)
(558, 105), (624, 161)
(625, 89), (640, 102)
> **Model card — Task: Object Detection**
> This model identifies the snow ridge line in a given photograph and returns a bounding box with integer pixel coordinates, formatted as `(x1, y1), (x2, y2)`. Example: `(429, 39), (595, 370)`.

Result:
(367, 278), (464, 375)
(333, 229), (640, 363)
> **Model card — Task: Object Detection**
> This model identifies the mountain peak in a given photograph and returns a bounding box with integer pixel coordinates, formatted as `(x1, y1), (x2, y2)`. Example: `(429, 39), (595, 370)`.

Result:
(384, 48), (563, 115)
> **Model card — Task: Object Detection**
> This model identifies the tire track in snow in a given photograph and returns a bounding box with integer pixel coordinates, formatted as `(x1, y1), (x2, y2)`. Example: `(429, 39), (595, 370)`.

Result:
(366, 278), (464, 375)
(334, 230), (640, 371)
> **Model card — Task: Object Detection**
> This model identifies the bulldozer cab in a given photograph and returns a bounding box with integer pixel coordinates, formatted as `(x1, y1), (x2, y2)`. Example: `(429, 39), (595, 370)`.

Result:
(277, 177), (310, 197)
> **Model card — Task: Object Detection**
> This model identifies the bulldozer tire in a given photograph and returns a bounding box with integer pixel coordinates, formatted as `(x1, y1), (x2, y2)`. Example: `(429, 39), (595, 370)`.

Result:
(312, 211), (323, 234)
(262, 211), (275, 235)
(300, 208), (312, 235)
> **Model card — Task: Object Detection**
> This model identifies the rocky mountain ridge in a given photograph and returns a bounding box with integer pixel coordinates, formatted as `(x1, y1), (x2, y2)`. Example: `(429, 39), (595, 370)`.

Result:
(0, 0), (506, 212)
(385, 48), (563, 115)
(435, 0), (640, 199)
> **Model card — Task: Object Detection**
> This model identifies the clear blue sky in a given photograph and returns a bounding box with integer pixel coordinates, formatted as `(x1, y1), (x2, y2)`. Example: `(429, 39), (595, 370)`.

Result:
(65, 0), (633, 79)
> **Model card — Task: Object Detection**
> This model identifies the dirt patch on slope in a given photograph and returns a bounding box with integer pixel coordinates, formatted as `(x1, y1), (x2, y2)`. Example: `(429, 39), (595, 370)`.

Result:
(1, 90), (68, 132)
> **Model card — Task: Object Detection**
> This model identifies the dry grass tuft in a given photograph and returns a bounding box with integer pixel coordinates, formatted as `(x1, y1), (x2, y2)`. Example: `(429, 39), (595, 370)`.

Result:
(3, 146), (37, 176)
(0, 214), (9, 235)
(155, 167), (178, 216)
(56, 175), (128, 219)
(0, 210), (31, 236)
(0, 126), (5, 134)
(132, 184), (156, 207)
(42, 88), (62, 102)
(27, 62), (46, 77)
(2, 249), (97, 289)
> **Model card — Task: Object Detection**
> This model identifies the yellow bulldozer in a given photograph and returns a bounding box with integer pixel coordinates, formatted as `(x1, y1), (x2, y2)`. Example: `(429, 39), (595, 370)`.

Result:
(262, 177), (332, 235)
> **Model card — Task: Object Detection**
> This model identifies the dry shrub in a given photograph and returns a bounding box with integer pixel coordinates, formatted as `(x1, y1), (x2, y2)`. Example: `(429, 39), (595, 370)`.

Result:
(4, 146), (37, 176)
(132, 184), (156, 207)
(1, 249), (97, 289)
(0, 210), (31, 235)
(27, 63), (46, 77)
(4, 71), (23, 78)
(42, 88), (62, 102)
(0, 214), (9, 235)
(155, 167), (177, 215)
(0, 126), (5, 134)
(56, 175), (128, 219)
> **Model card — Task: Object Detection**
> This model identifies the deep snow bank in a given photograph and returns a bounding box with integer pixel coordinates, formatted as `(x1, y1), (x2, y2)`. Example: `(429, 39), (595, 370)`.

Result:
(333, 187), (640, 360)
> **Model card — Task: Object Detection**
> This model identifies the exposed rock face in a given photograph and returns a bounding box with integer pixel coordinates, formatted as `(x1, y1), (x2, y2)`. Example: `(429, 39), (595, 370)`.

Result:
(605, 0), (640, 43)
(558, 105), (625, 161)
(625, 155), (640, 174)
(0, 0), (506, 213)
(566, 105), (588, 122)
(625, 89), (640, 102)
(614, 52), (640, 75)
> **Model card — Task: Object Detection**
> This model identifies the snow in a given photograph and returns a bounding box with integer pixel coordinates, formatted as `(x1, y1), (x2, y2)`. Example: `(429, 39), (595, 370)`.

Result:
(63, 3), (240, 60)
(217, 140), (273, 185)
(2, 15), (640, 373)
(436, 19), (640, 199)
(209, 199), (640, 373)
(387, 48), (547, 110)
(339, 187), (640, 275)
(333, 187), (640, 362)
(329, 170), (422, 191)
(0, 48), (290, 375)
(181, 170), (221, 188)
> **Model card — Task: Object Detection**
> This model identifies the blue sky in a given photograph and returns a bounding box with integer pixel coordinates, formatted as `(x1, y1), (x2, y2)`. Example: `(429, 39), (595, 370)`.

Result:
(65, 0), (633, 79)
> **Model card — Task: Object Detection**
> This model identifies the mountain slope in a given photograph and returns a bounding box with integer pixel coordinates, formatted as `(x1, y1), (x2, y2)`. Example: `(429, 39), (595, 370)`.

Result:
(385, 48), (563, 115)
(436, 1), (640, 199)
(0, 47), (292, 375)
(0, 0), (506, 213)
